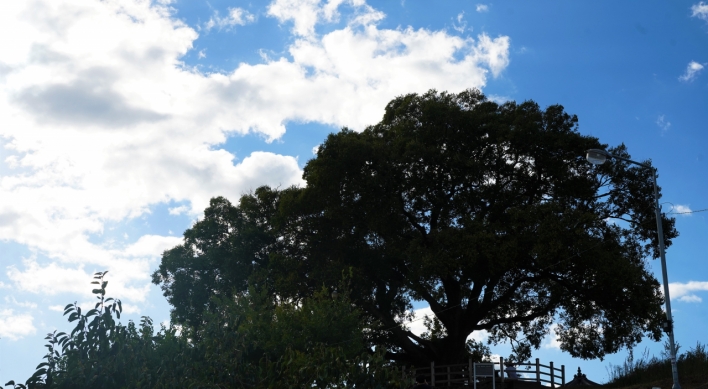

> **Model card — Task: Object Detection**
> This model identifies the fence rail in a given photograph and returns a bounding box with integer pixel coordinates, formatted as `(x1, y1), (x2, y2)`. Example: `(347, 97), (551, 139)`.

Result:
(503, 357), (565, 388)
(405, 358), (565, 387)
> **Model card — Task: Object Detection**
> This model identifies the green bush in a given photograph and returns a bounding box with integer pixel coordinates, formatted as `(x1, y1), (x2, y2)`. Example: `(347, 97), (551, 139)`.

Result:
(6, 272), (411, 389)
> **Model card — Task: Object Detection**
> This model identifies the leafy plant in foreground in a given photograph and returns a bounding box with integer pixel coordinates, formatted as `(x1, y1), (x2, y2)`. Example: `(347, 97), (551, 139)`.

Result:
(7, 272), (410, 388)
(6, 271), (192, 389)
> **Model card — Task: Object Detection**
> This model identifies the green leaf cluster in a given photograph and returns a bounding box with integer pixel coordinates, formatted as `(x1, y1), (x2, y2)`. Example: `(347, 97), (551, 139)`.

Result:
(9, 272), (409, 388)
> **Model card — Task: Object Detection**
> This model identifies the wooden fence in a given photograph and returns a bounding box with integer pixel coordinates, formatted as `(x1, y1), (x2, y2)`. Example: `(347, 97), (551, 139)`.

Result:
(404, 358), (565, 388)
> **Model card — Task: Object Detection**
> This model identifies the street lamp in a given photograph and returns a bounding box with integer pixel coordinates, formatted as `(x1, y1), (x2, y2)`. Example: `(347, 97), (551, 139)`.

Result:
(585, 148), (681, 389)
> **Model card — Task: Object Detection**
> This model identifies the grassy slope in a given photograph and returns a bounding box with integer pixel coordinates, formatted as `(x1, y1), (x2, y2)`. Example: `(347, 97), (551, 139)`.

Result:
(612, 375), (708, 389)
(604, 343), (708, 389)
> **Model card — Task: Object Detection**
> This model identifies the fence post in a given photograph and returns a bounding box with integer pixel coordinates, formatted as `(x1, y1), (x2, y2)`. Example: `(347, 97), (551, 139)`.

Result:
(500, 357), (504, 382)
(550, 361), (555, 388)
(561, 365), (565, 386)
(469, 358), (473, 386)
(536, 358), (540, 384)
(431, 361), (435, 387)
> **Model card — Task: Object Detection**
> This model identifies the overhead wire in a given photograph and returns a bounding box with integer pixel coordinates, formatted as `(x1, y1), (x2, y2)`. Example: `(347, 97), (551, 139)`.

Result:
(663, 202), (708, 215)
(667, 208), (708, 215)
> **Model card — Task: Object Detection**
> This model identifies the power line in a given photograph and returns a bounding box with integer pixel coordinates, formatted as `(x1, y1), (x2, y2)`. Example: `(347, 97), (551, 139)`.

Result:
(667, 208), (708, 215)
(663, 202), (708, 215)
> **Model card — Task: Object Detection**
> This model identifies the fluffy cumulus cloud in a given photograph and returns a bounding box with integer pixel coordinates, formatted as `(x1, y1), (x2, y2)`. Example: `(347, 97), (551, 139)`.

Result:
(6, 234), (182, 302)
(268, 0), (386, 38)
(692, 2), (708, 22)
(671, 204), (693, 216)
(0, 0), (510, 331)
(679, 61), (704, 82)
(0, 309), (36, 341)
(669, 281), (708, 303)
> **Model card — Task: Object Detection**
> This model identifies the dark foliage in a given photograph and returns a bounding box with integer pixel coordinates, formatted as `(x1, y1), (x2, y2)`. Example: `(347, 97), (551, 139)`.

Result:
(8, 272), (409, 388)
(151, 89), (675, 367)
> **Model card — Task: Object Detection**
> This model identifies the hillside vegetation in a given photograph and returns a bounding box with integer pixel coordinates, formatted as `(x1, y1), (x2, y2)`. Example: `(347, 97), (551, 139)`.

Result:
(606, 343), (708, 389)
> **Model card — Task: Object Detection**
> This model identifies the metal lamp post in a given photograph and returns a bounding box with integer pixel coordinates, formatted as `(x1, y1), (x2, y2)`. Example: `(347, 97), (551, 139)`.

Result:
(585, 148), (680, 389)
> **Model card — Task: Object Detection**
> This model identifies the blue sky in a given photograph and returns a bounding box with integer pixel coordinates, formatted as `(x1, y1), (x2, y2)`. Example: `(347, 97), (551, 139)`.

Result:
(1, 0), (707, 384)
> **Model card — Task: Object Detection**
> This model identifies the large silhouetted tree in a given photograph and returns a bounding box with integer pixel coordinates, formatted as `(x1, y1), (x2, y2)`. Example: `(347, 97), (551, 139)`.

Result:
(153, 89), (676, 367)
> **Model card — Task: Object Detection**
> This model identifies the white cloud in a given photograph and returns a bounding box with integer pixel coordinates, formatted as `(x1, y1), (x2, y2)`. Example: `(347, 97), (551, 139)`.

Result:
(475, 34), (511, 77)
(8, 260), (100, 297)
(543, 323), (561, 349)
(407, 306), (433, 336)
(117, 303), (141, 314)
(669, 281), (708, 303)
(468, 328), (489, 343)
(671, 204), (693, 216)
(268, 0), (322, 37)
(0, 309), (36, 340)
(407, 306), (488, 343)
(679, 294), (702, 303)
(168, 205), (190, 215)
(4, 296), (38, 309)
(7, 234), (180, 302)
(0, 0), (510, 305)
(656, 115), (671, 133)
(691, 2), (708, 22)
(488, 94), (511, 104)
(204, 7), (256, 31)
(452, 12), (467, 34)
(679, 61), (704, 82)
(476, 4), (489, 13)
(268, 0), (384, 38)
(123, 234), (182, 257)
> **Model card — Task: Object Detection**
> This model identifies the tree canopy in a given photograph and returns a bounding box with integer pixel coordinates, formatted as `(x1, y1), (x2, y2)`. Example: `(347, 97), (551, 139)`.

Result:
(152, 89), (676, 367)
